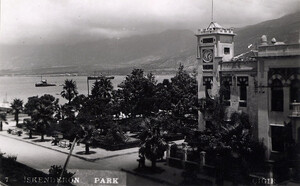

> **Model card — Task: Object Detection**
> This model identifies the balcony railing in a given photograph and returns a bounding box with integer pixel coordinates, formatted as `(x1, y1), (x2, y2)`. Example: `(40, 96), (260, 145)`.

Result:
(289, 102), (300, 118)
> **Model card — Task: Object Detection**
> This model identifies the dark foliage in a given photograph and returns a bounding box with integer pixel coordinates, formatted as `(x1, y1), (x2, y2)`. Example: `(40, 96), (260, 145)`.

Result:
(48, 165), (75, 184)
(11, 98), (23, 126)
(61, 79), (78, 104)
(118, 69), (158, 117)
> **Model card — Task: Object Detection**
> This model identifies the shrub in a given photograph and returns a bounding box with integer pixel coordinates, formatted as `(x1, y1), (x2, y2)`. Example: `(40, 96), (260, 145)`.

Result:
(7, 129), (12, 134)
(6, 154), (17, 164)
(17, 130), (23, 136)
(48, 165), (75, 184)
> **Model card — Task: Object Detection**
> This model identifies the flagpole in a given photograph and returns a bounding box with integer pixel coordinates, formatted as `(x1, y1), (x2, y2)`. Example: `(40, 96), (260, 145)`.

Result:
(211, 0), (214, 22)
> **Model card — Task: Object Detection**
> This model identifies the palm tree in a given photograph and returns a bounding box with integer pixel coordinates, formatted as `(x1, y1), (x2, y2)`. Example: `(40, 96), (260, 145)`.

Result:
(77, 125), (94, 154)
(0, 112), (8, 131)
(11, 99), (23, 126)
(31, 94), (58, 141)
(61, 79), (78, 104)
(23, 119), (35, 139)
(91, 77), (113, 100)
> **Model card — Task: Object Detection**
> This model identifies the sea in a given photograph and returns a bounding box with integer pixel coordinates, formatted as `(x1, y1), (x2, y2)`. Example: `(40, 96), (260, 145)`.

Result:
(0, 75), (173, 105)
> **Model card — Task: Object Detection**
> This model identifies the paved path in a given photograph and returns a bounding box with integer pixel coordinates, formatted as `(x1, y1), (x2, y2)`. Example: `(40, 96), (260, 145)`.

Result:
(0, 134), (168, 186)
(0, 116), (204, 185)
(1, 116), (139, 161)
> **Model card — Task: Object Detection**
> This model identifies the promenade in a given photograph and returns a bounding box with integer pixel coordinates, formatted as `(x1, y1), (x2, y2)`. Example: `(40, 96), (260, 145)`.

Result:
(1, 116), (207, 185)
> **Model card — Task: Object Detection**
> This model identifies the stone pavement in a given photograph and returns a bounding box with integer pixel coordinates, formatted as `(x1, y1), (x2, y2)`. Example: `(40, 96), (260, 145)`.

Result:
(121, 159), (217, 186)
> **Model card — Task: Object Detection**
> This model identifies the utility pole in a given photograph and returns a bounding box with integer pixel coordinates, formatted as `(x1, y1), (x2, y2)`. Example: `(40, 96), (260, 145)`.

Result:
(57, 137), (77, 186)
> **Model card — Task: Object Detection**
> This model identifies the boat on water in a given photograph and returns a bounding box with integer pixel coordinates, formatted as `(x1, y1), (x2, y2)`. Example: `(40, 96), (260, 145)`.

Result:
(35, 77), (56, 87)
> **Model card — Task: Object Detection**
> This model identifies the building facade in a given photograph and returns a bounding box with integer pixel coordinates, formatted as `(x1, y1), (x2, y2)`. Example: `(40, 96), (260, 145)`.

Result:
(196, 22), (300, 159)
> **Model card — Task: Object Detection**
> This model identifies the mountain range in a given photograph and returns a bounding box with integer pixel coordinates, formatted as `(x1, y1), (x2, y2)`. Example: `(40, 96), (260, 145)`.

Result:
(0, 11), (299, 75)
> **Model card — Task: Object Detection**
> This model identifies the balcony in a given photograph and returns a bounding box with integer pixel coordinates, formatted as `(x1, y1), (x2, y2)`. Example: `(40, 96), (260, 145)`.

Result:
(289, 102), (300, 118)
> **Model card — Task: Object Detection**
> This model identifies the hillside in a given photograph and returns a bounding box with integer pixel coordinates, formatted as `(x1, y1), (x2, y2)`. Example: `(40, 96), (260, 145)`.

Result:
(234, 11), (300, 55)
(0, 11), (299, 75)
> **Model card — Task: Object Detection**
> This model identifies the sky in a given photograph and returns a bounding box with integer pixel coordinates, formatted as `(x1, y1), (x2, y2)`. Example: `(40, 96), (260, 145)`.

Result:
(0, 0), (299, 45)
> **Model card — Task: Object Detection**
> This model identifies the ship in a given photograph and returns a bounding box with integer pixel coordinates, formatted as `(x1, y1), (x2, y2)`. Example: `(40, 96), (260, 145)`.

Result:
(35, 77), (56, 87)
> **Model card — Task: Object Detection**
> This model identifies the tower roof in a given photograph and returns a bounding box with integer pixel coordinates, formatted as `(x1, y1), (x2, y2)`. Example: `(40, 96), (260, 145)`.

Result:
(207, 22), (223, 29)
(196, 22), (235, 36)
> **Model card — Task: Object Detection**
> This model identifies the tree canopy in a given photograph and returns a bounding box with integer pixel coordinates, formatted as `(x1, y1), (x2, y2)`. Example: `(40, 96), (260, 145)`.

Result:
(27, 94), (59, 141)
(61, 79), (78, 104)
(11, 98), (23, 126)
(118, 69), (158, 117)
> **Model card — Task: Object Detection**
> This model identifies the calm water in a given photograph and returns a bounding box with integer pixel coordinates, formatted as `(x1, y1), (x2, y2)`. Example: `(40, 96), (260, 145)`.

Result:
(0, 75), (173, 105)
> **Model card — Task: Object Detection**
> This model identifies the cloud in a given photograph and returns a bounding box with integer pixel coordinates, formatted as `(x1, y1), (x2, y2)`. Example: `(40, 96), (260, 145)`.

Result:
(0, 0), (299, 44)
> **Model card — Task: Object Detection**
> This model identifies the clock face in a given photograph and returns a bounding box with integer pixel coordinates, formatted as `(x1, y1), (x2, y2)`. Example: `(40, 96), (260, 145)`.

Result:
(202, 49), (213, 63)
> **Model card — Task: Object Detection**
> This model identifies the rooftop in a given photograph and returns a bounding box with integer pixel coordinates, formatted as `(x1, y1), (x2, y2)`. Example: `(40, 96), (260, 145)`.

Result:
(197, 22), (235, 35)
(258, 43), (300, 57)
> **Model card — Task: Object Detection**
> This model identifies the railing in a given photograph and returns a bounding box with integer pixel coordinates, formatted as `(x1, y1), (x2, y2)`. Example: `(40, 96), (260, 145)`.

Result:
(289, 102), (300, 117)
(166, 142), (207, 171)
(258, 43), (300, 57)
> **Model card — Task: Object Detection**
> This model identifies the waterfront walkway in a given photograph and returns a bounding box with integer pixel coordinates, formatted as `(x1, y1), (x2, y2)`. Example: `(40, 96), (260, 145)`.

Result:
(1, 116), (139, 161)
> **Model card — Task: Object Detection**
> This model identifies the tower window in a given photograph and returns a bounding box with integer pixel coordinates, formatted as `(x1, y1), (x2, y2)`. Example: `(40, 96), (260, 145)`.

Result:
(224, 47), (230, 54)
(203, 38), (214, 43)
(240, 85), (247, 101)
(205, 81), (212, 98)
(237, 77), (248, 107)
(203, 65), (213, 70)
(271, 79), (283, 111)
(203, 76), (213, 98)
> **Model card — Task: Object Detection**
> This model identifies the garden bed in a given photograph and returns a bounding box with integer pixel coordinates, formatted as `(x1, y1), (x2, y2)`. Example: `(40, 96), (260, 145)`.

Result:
(94, 137), (140, 151)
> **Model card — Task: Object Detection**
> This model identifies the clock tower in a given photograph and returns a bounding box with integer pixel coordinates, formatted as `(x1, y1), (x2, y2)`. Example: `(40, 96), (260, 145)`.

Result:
(196, 22), (236, 130)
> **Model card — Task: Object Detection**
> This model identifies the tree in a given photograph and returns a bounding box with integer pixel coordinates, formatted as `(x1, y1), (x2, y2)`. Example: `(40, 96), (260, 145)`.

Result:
(31, 94), (59, 141)
(170, 64), (198, 119)
(139, 124), (167, 169)
(155, 65), (198, 131)
(61, 79), (78, 104)
(23, 119), (35, 139)
(119, 69), (158, 117)
(187, 96), (266, 179)
(78, 78), (115, 131)
(91, 77), (113, 100)
(11, 99), (23, 126)
(24, 96), (40, 116)
(76, 123), (95, 154)
(72, 94), (88, 112)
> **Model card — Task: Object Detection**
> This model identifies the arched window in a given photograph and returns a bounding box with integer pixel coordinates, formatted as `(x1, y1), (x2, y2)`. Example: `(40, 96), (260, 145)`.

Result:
(205, 81), (212, 98)
(237, 76), (248, 107)
(290, 79), (300, 103)
(271, 79), (283, 111)
(223, 81), (231, 101)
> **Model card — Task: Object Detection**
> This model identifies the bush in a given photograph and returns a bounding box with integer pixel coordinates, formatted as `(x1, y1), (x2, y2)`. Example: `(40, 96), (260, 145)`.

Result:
(7, 129), (12, 134)
(17, 130), (23, 136)
(6, 154), (17, 164)
(48, 165), (75, 184)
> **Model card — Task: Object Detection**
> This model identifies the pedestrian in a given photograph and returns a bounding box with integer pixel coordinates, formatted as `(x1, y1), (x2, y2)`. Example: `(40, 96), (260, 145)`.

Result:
(68, 142), (72, 150)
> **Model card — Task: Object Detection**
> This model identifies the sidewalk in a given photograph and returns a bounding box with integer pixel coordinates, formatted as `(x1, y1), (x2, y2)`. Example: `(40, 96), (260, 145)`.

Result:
(121, 160), (216, 186)
(0, 117), (138, 162)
